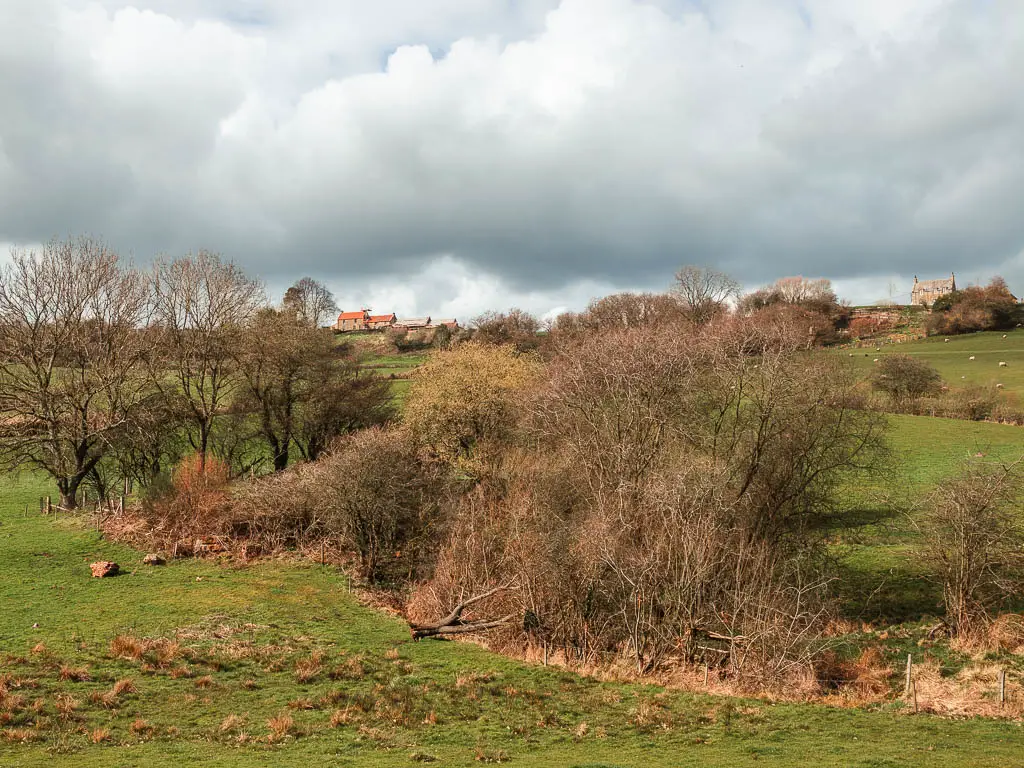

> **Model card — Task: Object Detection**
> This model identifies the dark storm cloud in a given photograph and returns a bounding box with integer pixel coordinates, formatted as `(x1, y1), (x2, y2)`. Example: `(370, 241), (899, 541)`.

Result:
(2, 0), (1023, 314)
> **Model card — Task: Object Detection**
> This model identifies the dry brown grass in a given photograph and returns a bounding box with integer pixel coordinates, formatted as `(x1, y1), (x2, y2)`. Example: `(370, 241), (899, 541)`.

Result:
(1, 727), (39, 744)
(130, 718), (156, 737)
(294, 651), (324, 683)
(150, 639), (183, 667)
(89, 727), (111, 744)
(985, 614), (1024, 654)
(194, 675), (215, 689)
(266, 711), (295, 742)
(913, 661), (1024, 718)
(112, 677), (137, 696)
(219, 713), (245, 733)
(0, 693), (26, 716)
(58, 665), (90, 682)
(110, 634), (145, 661)
(329, 707), (355, 727)
(329, 656), (367, 681)
(53, 694), (79, 718)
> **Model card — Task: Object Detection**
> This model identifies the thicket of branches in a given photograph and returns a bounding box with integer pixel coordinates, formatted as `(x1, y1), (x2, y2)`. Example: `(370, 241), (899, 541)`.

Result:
(408, 317), (886, 687)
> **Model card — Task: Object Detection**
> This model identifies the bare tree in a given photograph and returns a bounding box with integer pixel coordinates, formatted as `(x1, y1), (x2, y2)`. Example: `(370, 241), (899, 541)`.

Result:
(413, 315), (884, 680)
(235, 309), (393, 471)
(471, 309), (541, 352)
(671, 266), (740, 325)
(282, 276), (339, 328)
(295, 361), (395, 463)
(0, 238), (152, 508)
(149, 252), (265, 464)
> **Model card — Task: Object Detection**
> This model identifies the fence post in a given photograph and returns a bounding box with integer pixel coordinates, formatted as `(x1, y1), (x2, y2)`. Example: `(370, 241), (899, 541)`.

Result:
(904, 654), (913, 698)
(320, 540), (326, 567)
(912, 680), (919, 713)
(46, 496), (52, 515)
(1000, 669), (1006, 706)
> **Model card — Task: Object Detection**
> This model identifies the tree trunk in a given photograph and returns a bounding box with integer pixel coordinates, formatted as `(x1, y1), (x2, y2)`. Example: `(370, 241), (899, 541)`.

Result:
(273, 446), (289, 472)
(57, 475), (83, 510)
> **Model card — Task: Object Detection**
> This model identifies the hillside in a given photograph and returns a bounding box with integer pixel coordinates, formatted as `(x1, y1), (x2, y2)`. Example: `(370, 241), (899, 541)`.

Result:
(841, 328), (1024, 397)
(2, 473), (1024, 767)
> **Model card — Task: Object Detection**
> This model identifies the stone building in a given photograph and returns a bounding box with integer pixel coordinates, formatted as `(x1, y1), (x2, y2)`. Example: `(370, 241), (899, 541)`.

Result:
(911, 274), (956, 307)
(335, 310), (369, 332)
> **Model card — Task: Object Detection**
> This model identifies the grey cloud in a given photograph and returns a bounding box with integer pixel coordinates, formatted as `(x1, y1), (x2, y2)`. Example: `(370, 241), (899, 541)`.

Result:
(1, 0), (1023, 314)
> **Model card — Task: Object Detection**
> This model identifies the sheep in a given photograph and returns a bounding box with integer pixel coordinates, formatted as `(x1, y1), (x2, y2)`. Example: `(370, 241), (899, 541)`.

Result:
(969, 356), (976, 361)
(873, 358), (879, 363)
(999, 361), (1008, 367)
(997, 383), (1005, 389)
(944, 338), (950, 343)
(1003, 334), (1008, 339)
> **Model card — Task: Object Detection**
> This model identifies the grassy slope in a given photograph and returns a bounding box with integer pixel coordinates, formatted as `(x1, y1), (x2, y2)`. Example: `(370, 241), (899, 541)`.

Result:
(3, 477), (1024, 766)
(833, 414), (1024, 623)
(842, 329), (1024, 396)
(832, 329), (1024, 619)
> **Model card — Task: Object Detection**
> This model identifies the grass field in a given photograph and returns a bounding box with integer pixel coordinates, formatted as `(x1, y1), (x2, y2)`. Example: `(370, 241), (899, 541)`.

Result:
(831, 413), (1024, 623)
(842, 329), (1024, 396)
(3, 332), (1024, 765)
(3, 457), (1024, 766)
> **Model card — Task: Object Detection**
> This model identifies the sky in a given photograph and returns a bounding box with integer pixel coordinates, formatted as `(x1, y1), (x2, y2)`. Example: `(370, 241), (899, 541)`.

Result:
(1, 0), (1023, 320)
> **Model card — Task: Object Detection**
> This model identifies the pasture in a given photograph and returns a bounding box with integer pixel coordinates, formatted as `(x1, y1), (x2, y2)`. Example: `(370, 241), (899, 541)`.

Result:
(842, 329), (1024, 396)
(833, 414), (1024, 623)
(3, 343), (1024, 766)
(2, 474), (1024, 767)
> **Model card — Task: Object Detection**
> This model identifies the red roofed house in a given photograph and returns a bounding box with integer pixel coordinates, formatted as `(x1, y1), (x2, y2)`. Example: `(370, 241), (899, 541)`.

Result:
(367, 313), (397, 330)
(335, 309), (369, 332)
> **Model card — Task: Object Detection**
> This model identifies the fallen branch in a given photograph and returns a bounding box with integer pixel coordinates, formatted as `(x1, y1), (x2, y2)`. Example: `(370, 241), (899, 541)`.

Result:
(409, 583), (518, 640)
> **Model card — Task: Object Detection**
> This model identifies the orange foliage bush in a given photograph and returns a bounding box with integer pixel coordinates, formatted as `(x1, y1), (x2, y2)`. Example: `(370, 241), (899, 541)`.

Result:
(139, 454), (232, 548)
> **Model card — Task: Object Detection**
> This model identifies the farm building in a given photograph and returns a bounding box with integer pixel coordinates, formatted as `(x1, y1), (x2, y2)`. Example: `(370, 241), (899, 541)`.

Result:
(395, 316), (431, 330)
(911, 274), (956, 307)
(430, 318), (459, 328)
(334, 310), (369, 332)
(367, 313), (397, 330)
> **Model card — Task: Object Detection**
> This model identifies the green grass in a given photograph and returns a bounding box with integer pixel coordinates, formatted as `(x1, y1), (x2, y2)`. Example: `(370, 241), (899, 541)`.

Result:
(842, 329), (1024, 396)
(3, 475), (1024, 766)
(832, 414), (1024, 623)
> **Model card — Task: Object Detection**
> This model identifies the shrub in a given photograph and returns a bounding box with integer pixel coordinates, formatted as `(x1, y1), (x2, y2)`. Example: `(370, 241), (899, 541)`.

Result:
(309, 428), (443, 583)
(926, 277), (1021, 336)
(139, 454), (232, 548)
(870, 355), (942, 404)
(920, 461), (1024, 639)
